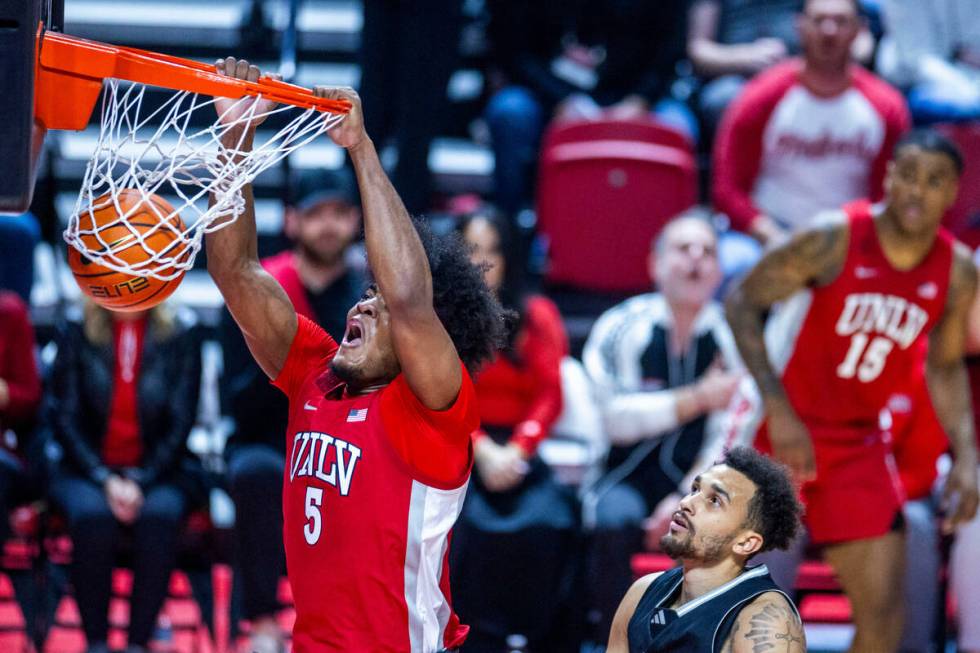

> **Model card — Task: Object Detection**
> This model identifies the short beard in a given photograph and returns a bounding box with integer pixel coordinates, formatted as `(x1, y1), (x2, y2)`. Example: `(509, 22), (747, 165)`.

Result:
(330, 357), (365, 387)
(660, 532), (733, 563)
(660, 533), (694, 559)
(298, 241), (344, 269)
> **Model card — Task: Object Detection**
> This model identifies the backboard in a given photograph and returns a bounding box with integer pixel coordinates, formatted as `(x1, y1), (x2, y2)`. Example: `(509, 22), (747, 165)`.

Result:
(0, 0), (63, 215)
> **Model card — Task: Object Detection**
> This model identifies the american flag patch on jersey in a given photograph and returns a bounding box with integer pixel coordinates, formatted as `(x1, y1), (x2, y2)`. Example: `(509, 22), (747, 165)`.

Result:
(347, 408), (368, 422)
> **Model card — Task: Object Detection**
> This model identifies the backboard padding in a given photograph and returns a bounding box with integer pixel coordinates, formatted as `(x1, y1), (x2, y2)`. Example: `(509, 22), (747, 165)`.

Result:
(0, 0), (63, 215)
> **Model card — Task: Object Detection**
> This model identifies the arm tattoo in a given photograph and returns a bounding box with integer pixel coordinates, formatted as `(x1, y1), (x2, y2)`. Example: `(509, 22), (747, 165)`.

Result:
(725, 224), (847, 403)
(741, 601), (804, 652)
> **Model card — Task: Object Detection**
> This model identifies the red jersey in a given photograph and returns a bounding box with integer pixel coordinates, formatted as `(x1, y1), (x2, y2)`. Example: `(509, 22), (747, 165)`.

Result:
(272, 316), (477, 652)
(103, 318), (146, 467)
(768, 200), (953, 429)
(473, 296), (567, 455)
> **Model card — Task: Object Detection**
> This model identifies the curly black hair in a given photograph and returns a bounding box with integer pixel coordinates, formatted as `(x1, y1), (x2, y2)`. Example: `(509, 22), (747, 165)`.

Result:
(413, 217), (510, 373)
(722, 447), (804, 554)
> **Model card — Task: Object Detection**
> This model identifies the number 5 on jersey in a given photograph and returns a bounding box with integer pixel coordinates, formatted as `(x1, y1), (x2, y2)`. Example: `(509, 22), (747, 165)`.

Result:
(305, 486), (324, 545)
(836, 333), (894, 382)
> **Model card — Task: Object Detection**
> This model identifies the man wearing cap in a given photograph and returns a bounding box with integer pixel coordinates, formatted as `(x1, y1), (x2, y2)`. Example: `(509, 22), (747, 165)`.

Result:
(218, 167), (364, 653)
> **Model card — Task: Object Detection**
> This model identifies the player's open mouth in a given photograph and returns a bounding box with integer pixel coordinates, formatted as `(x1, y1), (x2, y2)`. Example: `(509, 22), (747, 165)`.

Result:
(669, 512), (690, 533)
(342, 320), (363, 347)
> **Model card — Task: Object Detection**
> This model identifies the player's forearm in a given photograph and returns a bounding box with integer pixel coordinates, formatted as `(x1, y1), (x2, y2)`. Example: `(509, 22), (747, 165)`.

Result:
(725, 288), (787, 410)
(206, 127), (260, 285)
(927, 361), (979, 465)
(347, 137), (432, 312)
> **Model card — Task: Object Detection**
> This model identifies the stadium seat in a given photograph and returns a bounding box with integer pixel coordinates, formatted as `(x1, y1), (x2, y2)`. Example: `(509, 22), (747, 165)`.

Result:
(937, 122), (980, 249)
(798, 594), (853, 624)
(536, 118), (698, 294)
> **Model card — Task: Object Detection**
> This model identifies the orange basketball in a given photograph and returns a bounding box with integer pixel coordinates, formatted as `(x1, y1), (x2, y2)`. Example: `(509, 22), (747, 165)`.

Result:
(68, 189), (187, 312)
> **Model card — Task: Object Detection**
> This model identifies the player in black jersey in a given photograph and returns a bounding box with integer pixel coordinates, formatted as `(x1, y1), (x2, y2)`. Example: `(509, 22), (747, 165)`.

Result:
(607, 447), (805, 652)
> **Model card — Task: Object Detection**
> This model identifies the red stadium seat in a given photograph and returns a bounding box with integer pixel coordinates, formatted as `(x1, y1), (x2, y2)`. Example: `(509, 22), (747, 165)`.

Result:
(799, 594), (853, 624)
(937, 122), (980, 249)
(630, 553), (676, 578)
(536, 118), (698, 294)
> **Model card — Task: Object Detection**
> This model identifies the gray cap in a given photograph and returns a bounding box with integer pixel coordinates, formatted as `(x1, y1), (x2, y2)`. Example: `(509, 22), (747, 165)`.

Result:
(290, 167), (358, 212)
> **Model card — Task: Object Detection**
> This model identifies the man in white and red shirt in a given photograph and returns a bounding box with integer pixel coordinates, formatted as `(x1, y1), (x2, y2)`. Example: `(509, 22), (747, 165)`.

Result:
(206, 59), (508, 652)
(713, 0), (910, 246)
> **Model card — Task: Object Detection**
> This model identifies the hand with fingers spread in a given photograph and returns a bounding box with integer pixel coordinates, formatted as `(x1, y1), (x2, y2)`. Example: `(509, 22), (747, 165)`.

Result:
(213, 57), (280, 134)
(311, 86), (366, 150)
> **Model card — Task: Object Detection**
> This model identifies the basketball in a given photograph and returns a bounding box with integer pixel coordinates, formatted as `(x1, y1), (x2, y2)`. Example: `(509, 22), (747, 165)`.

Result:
(68, 189), (187, 312)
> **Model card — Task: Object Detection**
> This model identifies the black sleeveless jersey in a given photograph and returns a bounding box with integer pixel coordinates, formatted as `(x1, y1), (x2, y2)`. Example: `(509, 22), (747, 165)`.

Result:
(627, 564), (797, 652)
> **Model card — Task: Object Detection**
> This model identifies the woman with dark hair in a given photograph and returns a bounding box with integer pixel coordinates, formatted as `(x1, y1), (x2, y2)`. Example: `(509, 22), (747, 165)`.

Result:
(48, 301), (205, 653)
(451, 210), (580, 652)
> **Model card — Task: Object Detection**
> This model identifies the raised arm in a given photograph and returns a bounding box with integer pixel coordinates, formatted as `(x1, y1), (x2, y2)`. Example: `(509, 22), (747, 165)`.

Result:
(724, 218), (849, 479)
(314, 87), (461, 410)
(205, 58), (299, 379)
(926, 245), (980, 533)
(723, 593), (805, 653)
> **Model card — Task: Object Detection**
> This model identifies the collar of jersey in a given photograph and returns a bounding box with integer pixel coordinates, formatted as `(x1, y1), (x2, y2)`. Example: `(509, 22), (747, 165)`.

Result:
(662, 564), (770, 617)
(315, 369), (347, 399)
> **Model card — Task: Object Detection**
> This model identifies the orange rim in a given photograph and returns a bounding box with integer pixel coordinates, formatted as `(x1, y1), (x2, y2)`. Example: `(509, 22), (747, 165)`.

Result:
(35, 26), (351, 131)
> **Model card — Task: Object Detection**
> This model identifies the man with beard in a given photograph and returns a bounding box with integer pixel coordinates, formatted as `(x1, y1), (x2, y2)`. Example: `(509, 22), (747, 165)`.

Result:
(607, 447), (805, 652)
(219, 167), (364, 653)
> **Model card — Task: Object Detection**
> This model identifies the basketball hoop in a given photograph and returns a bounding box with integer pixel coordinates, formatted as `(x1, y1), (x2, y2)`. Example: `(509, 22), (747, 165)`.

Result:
(35, 29), (350, 280)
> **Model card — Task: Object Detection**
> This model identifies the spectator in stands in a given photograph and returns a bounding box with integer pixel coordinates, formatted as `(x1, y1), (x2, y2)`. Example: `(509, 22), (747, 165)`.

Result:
(712, 0), (908, 248)
(220, 168), (363, 653)
(358, 0), (462, 215)
(688, 0), (802, 136)
(876, 0), (980, 125)
(689, 0), (876, 137)
(449, 209), (578, 651)
(581, 209), (742, 642)
(0, 291), (42, 543)
(47, 301), (205, 653)
(484, 1), (696, 219)
(0, 213), (40, 304)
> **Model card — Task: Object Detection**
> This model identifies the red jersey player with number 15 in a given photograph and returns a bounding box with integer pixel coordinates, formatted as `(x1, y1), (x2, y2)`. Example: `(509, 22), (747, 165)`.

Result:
(726, 130), (980, 652)
(204, 58), (508, 652)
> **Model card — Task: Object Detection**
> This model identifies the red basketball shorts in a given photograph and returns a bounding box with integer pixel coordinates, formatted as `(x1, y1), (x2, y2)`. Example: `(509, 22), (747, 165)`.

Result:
(756, 422), (905, 545)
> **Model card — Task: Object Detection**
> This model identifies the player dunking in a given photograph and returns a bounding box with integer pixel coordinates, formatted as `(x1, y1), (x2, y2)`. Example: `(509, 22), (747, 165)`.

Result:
(726, 130), (980, 652)
(206, 59), (507, 652)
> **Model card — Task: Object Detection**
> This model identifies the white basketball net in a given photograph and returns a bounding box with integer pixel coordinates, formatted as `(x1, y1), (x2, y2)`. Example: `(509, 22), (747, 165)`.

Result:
(64, 78), (346, 280)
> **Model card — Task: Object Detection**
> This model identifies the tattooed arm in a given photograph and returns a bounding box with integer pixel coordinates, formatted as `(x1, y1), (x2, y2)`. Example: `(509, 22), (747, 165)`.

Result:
(722, 593), (805, 653)
(724, 214), (849, 480)
(607, 573), (661, 653)
(927, 244), (980, 534)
